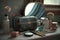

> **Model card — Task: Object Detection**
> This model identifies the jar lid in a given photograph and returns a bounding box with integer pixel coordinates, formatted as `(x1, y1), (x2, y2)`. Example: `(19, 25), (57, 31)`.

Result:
(41, 17), (45, 20)
(24, 32), (33, 35)
(52, 22), (58, 24)
(24, 31), (33, 37)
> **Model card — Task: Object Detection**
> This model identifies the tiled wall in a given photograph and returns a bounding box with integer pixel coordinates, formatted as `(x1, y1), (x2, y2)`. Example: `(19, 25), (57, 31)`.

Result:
(44, 5), (60, 23)
(53, 15), (60, 23)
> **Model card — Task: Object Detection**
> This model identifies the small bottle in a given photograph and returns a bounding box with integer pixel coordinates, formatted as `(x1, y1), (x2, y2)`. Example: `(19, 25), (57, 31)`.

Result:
(3, 14), (10, 34)
(36, 18), (44, 32)
(38, 23), (43, 32)
(50, 22), (58, 31)
(43, 18), (49, 32)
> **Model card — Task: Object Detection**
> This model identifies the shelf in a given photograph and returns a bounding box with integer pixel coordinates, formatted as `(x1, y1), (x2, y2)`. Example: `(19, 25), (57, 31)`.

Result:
(44, 5), (60, 15)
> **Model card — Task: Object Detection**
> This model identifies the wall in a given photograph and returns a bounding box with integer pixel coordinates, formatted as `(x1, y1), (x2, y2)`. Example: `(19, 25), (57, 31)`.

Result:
(0, 0), (29, 29)
(44, 0), (60, 23)
(0, 0), (26, 16)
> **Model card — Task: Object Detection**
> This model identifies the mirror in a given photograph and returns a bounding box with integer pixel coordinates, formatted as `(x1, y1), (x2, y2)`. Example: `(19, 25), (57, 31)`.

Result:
(25, 2), (35, 16)
(25, 2), (46, 19)
(44, 0), (60, 5)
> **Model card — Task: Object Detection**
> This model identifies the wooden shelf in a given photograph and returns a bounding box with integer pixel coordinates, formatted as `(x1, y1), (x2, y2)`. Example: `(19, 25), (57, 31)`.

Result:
(44, 5), (60, 15)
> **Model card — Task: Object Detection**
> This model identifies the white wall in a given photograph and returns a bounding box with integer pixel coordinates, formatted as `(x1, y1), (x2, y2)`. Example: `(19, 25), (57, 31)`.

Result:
(44, 0), (60, 5)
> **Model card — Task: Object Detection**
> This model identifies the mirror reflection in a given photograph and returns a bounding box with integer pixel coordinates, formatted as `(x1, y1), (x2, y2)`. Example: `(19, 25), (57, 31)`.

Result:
(25, 2), (35, 16)
(25, 2), (46, 19)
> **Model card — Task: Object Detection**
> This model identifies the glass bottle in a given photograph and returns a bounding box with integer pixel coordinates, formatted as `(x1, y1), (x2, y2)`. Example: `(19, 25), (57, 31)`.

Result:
(3, 14), (10, 34)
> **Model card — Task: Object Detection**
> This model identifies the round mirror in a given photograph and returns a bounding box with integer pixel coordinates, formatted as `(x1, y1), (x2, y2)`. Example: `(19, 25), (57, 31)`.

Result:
(25, 2), (46, 19)
(25, 2), (35, 16)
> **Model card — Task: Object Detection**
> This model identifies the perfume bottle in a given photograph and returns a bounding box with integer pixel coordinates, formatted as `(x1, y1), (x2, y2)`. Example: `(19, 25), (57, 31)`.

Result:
(3, 14), (10, 34)
(43, 18), (49, 32)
